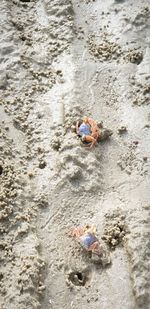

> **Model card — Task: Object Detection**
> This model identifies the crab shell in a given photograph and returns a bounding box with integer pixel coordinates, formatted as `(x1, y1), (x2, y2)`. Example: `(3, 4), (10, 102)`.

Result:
(79, 233), (99, 251)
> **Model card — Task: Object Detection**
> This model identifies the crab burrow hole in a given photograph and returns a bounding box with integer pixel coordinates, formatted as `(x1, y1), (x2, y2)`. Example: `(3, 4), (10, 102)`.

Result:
(67, 267), (91, 286)
(0, 165), (3, 175)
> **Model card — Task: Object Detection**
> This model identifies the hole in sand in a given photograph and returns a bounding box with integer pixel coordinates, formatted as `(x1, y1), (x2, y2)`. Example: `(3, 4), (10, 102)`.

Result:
(38, 161), (47, 169)
(0, 165), (3, 175)
(20, 0), (31, 2)
(68, 269), (90, 286)
(76, 272), (83, 281)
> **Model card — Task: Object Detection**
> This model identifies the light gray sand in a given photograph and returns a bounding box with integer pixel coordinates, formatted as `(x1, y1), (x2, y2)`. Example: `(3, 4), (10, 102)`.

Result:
(0, 0), (150, 308)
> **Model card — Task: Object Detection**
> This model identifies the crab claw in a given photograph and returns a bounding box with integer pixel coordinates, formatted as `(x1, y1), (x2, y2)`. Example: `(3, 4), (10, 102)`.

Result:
(89, 242), (103, 256)
(69, 227), (84, 238)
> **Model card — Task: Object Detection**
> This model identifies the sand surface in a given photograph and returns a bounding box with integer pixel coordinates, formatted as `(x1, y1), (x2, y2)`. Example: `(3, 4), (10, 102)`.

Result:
(0, 0), (150, 308)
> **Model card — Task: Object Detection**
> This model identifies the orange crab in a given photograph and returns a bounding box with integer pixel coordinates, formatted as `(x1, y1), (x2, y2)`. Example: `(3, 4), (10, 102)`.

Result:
(76, 116), (101, 149)
(70, 224), (103, 257)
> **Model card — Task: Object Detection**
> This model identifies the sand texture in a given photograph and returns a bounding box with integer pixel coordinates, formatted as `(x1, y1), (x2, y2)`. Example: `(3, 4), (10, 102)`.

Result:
(0, 0), (150, 308)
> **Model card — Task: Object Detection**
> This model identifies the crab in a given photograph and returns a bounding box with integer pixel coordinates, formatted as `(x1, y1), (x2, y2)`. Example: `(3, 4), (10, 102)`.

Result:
(76, 116), (101, 149)
(70, 224), (103, 257)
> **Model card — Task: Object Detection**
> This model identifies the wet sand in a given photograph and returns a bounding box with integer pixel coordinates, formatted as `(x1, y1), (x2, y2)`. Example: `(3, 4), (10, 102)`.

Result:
(0, 0), (150, 308)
